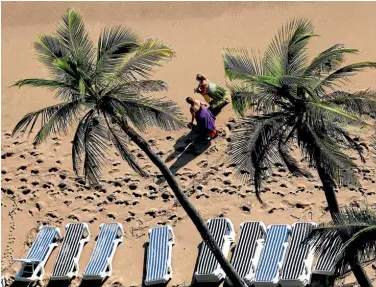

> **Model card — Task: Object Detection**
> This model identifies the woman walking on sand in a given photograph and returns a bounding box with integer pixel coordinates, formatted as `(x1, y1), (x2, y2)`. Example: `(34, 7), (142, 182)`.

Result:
(194, 74), (229, 114)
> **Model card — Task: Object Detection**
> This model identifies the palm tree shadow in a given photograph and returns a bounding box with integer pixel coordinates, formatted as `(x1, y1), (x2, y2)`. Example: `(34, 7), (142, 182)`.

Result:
(156, 130), (211, 185)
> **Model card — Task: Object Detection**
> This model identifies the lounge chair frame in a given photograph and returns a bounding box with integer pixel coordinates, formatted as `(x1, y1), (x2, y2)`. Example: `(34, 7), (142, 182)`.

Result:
(313, 236), (343, 276)
(144, 225), (175, 285)
(50, 223), (90, 280)
(13, 225), (61, 282)
(195, 218), (236, 283)
(83, 223), (124, 280)
(279, 222), (317, 287)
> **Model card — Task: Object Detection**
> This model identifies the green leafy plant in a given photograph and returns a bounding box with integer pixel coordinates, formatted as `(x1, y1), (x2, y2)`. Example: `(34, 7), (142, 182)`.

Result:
(223, 18), (376, 286)
(12, 8), (246, 286)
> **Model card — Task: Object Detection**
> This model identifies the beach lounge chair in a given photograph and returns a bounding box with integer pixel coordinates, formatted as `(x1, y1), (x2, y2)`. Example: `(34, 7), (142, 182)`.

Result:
(279, 222), (317, 287)
(13, 225), (61, 282)
(145, 226), (175, 285)
(195, 218), (236, 283)
(83, 223), (124, 280)
(227, 221), (267, 286)
(50, 223), (90, 280)
(313, 236), (343, 276)
(254, 224), (291, 287)
(1, 277), (7, 287)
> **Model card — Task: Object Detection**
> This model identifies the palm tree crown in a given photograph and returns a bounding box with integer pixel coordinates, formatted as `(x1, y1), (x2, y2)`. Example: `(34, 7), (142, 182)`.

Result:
(223, 18), (376, 202)
(12, 8), (185, 184)
(305, 205), (376, 279)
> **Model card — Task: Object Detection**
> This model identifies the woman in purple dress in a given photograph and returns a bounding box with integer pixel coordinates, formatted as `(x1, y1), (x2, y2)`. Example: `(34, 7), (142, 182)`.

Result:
(186, 97), (218, 139)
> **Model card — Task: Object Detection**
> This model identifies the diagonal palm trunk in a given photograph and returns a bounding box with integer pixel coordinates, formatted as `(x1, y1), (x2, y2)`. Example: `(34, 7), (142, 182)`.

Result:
(316, 162), (373, 287)
(123, 124), (246, 287)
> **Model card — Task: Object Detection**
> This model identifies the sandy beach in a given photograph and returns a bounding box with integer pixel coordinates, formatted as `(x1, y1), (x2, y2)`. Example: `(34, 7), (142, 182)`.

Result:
(2, 2), (376, 286)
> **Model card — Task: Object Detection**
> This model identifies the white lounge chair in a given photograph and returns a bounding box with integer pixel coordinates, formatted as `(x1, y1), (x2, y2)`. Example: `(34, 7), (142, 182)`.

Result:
(1, 276), (8, 287)
(13, 225), (60, 282)
(83, 223), (124, 280)
(313, 236), (343, 276)
(144, 226), (175, 285)
(195, 218), (236, 283)
(50, 223), (90, 280)
(254, 224), (291, 287)
(280, 222), (317, 287)
(227, 221), (266, 286)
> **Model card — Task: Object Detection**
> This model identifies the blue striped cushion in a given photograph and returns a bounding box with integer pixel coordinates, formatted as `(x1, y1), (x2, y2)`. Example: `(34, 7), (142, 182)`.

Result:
(26, 226), (57, 262)
(255, 225), (289, 282)
(146, 226), (170, 282)
(83, 223), (120, 276)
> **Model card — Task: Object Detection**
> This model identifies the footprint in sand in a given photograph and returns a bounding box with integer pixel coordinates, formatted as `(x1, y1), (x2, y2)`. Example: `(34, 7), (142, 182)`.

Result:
(67, 214), (79, 222)
(17, 165), (27, 171)
(31, 169), (39, 175)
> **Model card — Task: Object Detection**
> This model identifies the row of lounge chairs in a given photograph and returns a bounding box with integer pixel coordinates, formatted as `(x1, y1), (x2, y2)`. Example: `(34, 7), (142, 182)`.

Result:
(12, 219), (340, 286)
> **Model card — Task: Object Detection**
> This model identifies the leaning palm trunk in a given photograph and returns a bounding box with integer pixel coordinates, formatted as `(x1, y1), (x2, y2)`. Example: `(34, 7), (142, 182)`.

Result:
(123, 123), (246, 287)
(316, 163), (373, 287)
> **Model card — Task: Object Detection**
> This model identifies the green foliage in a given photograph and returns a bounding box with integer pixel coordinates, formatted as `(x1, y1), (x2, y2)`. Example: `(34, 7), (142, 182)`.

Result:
(304, 205), (376, 278)
(13, 8), (185, 185)
(223, 18), (376, 201)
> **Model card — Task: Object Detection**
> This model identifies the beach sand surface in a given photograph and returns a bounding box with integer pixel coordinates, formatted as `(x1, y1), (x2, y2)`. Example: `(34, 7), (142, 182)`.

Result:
(2, 2), (376, 286)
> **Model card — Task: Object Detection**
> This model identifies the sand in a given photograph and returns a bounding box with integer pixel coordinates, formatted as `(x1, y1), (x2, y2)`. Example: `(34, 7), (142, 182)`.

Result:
(1, 2), (376, 286)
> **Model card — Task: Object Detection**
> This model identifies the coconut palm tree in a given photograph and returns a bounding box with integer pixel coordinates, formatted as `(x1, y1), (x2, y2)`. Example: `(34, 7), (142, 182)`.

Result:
(223, 18), (376, 286)
(12, 8), (246, 287)
(305, 205), (376, 284)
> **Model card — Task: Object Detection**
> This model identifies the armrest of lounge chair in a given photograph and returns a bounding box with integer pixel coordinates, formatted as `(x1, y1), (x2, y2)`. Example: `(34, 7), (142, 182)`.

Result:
(251, 238), (265, 273)
(13, 259), (42, 263)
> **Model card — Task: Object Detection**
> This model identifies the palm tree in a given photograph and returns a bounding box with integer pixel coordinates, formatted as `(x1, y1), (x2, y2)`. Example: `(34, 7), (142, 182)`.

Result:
(305, 205), (376, 284)
(222, 18), (376, 286)
(12, 8), (246, 287)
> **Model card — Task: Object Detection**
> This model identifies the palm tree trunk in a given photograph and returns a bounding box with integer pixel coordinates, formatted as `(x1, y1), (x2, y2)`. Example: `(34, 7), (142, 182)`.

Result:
(316, 162), (373, 287)
(124, 124), (246, 287)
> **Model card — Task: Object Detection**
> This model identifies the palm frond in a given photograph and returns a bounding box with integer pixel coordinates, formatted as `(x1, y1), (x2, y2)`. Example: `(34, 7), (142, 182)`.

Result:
(12, 78), (81, 102)
(96, 26), (139, 80)
(33, 35), (69, 78)
(304, 44), (358, 76)
(102, 94), (186, 132)
(72, 110), (95, 176)
(315, 62), (376, 94)
(110, 79), (168, 94)
(223, 48), (264, 81)
(116, 38), (175, 80)
(103, 112), (147, 177)
(304, 206), (376, 276)
(308, 101), (366, 125)
(227, 84), (262, 116)
(56, 8), (95, 73)
(33, 100), (83, 145)
(278, 137), (313, 178)
(296, 122), (358, 187)
(12, 102), (75, 137)
(336, 226), (376, 263)
(228, 113), (287, 201)
(263, 18), (316, 76)
(322, 90), (376, 117)
(83, 114), (110, 185)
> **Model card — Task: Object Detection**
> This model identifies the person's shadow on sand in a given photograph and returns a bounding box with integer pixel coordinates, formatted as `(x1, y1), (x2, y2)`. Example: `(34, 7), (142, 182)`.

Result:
(156, 130), (212, 185)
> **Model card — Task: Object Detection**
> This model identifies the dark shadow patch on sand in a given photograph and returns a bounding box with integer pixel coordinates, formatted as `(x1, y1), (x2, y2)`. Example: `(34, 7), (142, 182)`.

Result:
(156, 131), (211, 185)
(46, 279), (71, 287)
(79, 278), (108, 287)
